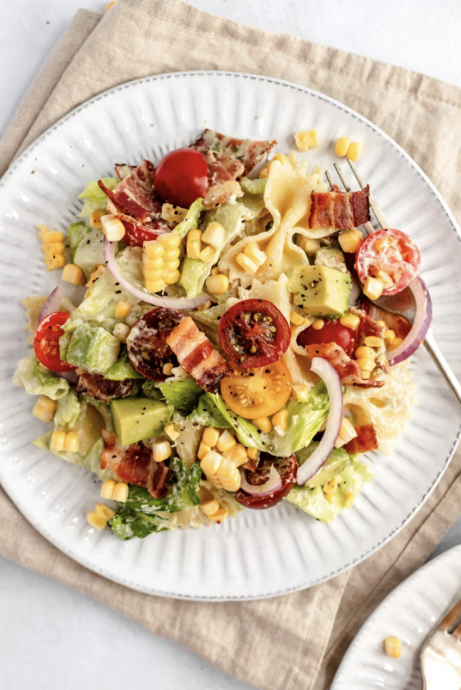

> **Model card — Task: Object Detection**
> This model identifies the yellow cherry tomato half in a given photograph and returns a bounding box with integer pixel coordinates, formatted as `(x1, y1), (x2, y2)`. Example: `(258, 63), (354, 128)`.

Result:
(220, 361), (292, 420)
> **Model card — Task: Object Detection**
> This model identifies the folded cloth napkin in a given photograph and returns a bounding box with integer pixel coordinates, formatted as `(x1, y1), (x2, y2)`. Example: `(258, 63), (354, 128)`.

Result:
(1, 2), (461, 689)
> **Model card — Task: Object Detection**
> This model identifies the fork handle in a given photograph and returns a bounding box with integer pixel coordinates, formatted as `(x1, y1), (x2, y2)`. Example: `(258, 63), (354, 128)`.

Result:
(424, 329), (461, 408)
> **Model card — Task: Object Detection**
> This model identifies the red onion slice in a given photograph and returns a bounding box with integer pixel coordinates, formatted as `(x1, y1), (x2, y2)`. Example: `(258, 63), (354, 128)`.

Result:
(387, 277), (432, 366)
(296, 357), (343, 486)
(39, 286), (64, 323)
(239, 464), (282, 497)
(103, 238), (210, 310)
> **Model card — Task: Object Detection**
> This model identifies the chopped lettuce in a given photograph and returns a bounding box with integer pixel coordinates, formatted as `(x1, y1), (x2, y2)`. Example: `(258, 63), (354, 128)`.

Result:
(33, 434), (113, 481)
(55, 391), (81, 429)
(157, 379), (203, 415)
(173, 198), (204, 239)
(105, 352), (144, 380)
(297, 444), (350, 488)
(73, 226), (105, 278)
(64, 324), (120, 374)
(77, 177), (118, 218)
(13, 353), (69, 400)
(188, 394), (231, 429)
(239, 177), (267, 195)
(68, 221), (88, 257)
(109, 510), (169, 539)
(141, 380), (164, 401)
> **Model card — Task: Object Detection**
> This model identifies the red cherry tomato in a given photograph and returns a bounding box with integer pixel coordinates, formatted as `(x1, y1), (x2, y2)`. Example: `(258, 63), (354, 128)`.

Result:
(153, 148), (208, 208)
(219, 299), (291, 369)
(126, 308), (184, 381)
(34, 312), (76, 373)
(234, 453), (298, 510)
(355, 229), (420, 296)
(297, 320), (358, 356)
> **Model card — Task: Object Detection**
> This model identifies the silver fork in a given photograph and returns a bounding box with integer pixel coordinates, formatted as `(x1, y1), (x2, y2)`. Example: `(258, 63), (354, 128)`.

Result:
(420, 597), (461, 689)
(327, 159), (461, 408)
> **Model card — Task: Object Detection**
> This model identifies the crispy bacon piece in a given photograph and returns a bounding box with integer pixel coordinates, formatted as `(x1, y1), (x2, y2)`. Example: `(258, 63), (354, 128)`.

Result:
(309, 185), (370, 230)
(100, 430), (171, 499)
(166, 316), (232, 393)
(75, 372), (133, 402)
(345, 424), (378, 454)
(304, 342), (384, 388)
(98, 161), (160, 223)
(349, 306), (389, 374)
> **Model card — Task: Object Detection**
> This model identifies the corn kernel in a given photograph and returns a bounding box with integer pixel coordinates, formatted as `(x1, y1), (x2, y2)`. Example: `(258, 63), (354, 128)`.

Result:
(86, 511), (107, 530)
(112, 482), (129, 503)
(197, 300), (212, 311)
(162, 259), (181, 271)
(64, 432), (79, 453)
(364, 336), (384, 348)
(344, 491), (355, 509)
(294, 129), (318, 152)
(187, 229), (202, 259)
(163, 269), (181, 285)
(383, 637), (402, 659)
(89, 211), (104, 228)
(218, 457), (239, 481)
(363, 277), (383, 300)
(223, 443), (248, 467)
(115, 300), (130, 319)
(199, 246), (216, 263)
(361, 371), (371, 379)
(209, 507), (228, 523)
(390, 337), (403, 349)
(162, 363), (174, 376)
(36, 224), (51, 242)
(210, 267), (220, 276)
(144, 241), (165, 258)
(101, 214), (125, 241)
(100, 480), (116, 499)
(32, 395), (57, 423)
(95, 503), (115, 520)
(297, 236), (321, 254)
(198, 442), (212, 460)
(324, 491), (335, 505)
(153, 441), (172, 462)
(202, 222), (225, 248)
(145, 279), (166, 293)
(202, 427), (220, 448)
(290, 310), (306, 326)
(339, 313), (360, 330)
(162, 249), (180, 262)
(161, 204), (188, 224)
(259, 164), (270, 178)
(50, 430), (66, 452)
(376, 270), (393, 288)
(272, 409), (288, 432)
(292, 384), (310, 402)
(272, 153), (290, 166)
(43, 231), (65, 244)
(338, 228), (362, 253)
(384, 329), (396, 344)
(244, 242), (267, 267)
(143, 256), (164, 271)
(377, 320), (386, 327)
(62, 263), (86, 287)
(113, 323), (130, 343)
(356, 358), (376, 372)
(253, 417), (272, 433)
(143, 268), (163, 282)
(335, 137), (350, 157)
(217, 430), (237, 453)
(206, 274), (229, 294)
(236, 253), (258, 274)
(374, 238), (387, 252)
(346, 142), (361, 162)
(200, 499), (220, 517)
(44, 242), (66, 256)
(247, 447), (259, 461)
(355, 345), (376, 359)
(220, 477), (241, 493)
(335, 417), (357, 448)
(45, 254), (66, 270)
(164, 424), (180, 441)
(324, 475), (342, 494)
(312, 319), (325, 330)
(201, 450), (223, 477)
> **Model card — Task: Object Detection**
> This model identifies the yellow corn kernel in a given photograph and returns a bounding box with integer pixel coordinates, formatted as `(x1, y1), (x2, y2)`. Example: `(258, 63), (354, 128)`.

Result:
(220, 477), (241, 493)
(292, 384), (310, 402)
(361, 371), (371, 380)
(100, 480), (116, 500)
(89, 211), (104, 228)
(217, 430), (237, 453)
(290, 310), (306, 326)
(384, 329), (396, 344)
(45, 254), (66, 270)
(259, 164), (270, 179)
(377, 320), (386, 327)
(209, 507), (229, 523)
(324, 475), (342, 494)
(218, 457), (239, 481)
(64, 432), (80, 453)
(153, 441), (172, 463)
(113, 323), (130, 343)
(236, 253), (258, 274)
(62, 263), (86, 287)
(247, 447), (259, 461)
(312, 319), (325, 330)
(101, 214), (125, 241)
(338, 228), (362, 253)
(162, 259), (181, 272)
(294, 129), (318, 152)
(344, 491), (355, 509)
(383, 637), (402, 659)
(364, 336), (384, 348)
(163, 270), (181, 285)
(199, 246), (216, 263)
(363, 277), (383, 301)
(197, 300), (212, 311)
(202, 222), (225, 248)
(324, 491), (335, 505)
(253, 417), (272, 433)
(201, 450), (223, 477)
(115, 300), (130, 319)
(95, 503), (115, 520)
(36, 224), (52, 242)
(143, 268), (163, 282)
(306, 129), (319, 148)
(210, 267), (220, 276)
(376, 270), (393, 288)
(244, 242), (267, 267)
(161, 204), (188, 224)
(223, 443), (248, 467)
(272, 409), (288, 432)
(355, 345), (376, 359)
(143, 256), (164, 271)
(200, 499), (220, 517)
(162, 362), (174, 376)
(356, 358), (376, 372)
(50, 430), (66, 452)
(164, 424), (180, 441)
(32, 395), (57, 423)
(339, 313), (360, 330)
(187, 229), (202, 259)
(198, 442), (212, 461)
(335, 417), (357, 448)
(389, 337), (403, 349)
(206, 274), (229, 294)
(346, 142), (361, 162)
(144, 240), (165, 258)
(162, 249), (180, 263)
(43, 231), (65, 244)
(202, 427), (220, 448)
(335, 137), (350, 157)
(374, 238), (387, 252)
(145, 279), (166, 293)
(44, 242), (66, 257)
(273, 153), (290, 166)
(112, 482), (129, 503)
(86, 511), (107, 530)
(297, 236), (321, 254)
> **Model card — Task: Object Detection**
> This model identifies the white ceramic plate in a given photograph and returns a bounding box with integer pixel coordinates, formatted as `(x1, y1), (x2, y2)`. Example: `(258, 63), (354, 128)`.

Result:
(332, 545), (461, 689)
(1, 71), (461, 601)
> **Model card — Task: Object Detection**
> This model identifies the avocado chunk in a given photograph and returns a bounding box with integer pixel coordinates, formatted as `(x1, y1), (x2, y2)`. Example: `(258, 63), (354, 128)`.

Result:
(66, 324), (120, 374)
(297, 444), (350, 488)
(111, 398), (173, 447)
(288, 265), (351, 317)
(315, 246), (347, 274)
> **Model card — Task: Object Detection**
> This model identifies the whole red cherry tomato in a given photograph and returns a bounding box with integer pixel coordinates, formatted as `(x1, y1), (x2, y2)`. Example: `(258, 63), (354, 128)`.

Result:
(34, 312), (76, 373)
(234, 453), (298, 510)
(297, 320), (358, 356)
(153, 148), (208, 208)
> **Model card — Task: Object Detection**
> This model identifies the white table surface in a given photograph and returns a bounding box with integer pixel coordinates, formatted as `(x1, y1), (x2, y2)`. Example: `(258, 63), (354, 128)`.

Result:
(1, 1), (461, 688)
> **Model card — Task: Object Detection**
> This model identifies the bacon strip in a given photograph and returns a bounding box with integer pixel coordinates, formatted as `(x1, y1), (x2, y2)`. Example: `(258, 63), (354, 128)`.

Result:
(349, 306), (389, 374)
(166, 316), (232, 393)
(304, 342), (384, 388)
(98, 161), (160, 222)
(309, 186), (370, 230)
(345, 424), (378, 454)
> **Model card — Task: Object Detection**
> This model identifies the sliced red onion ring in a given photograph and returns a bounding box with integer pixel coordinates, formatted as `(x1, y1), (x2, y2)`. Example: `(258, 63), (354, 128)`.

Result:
(387, 277), (432, 366)
(296, 357), (343, 486)
(239, 464), (282, 497)
(103, 238), (210, 310)
(39, 286), (64, 323)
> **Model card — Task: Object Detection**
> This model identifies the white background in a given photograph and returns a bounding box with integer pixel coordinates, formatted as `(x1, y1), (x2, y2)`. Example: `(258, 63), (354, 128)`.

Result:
(1, 1), (461, 688)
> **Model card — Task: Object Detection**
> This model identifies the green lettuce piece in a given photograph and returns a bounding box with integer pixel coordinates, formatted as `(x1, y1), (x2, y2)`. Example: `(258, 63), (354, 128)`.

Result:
(73, 226), (105, 278)
(13, 354), (69, 400)
(65, 324), (120, 374)
(297, 443), (350, 488)
(142, 380), (164, 401)
(105, 352), (144, 380)
(178, 257), (209, 299)
(157, 379), (203, 415)
(78, 198), (107, 217)
(173, 198), (204, 239)
(77, 177), (118, 217)
(68, 221), (88, 255)
(33, 434), (113, 481)
(270, 382), (329, 456)
(55, 391), (81, 429)
(188, 394), (231, 429)
(196, 393), (270, 450)
(240, 177), (267, 195)
(109, 510), (169, 539)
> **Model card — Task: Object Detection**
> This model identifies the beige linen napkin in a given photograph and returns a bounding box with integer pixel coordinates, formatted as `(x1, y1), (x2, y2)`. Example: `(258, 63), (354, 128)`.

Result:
(1, 2), (461, 689)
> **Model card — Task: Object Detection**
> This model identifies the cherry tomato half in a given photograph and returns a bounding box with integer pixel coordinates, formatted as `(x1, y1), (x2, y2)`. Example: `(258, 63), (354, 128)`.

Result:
(234, 453), (298, 510)
(127, 308), (184, 381)
(219, 299), (291, 369)
(34, 311), (76, 373)
(153, 148), (209, 208)
(355, 228), (420, 296)
(220, 361), (292, 419)
(297, 319), (358, 356)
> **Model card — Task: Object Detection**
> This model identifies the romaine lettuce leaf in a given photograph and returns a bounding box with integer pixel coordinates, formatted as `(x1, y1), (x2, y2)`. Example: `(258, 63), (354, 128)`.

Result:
(73, 226), (105, 278)
(68, 221), (88, 257)
(13, 353), (69, 400)
(77, 177), (118, 218)
(157, 379), (203, 415)
(105, 352), (144, 380)
(65, 324), (120, 374)
(239, 177), (267, 195)
(173, 198), (204, 239)
(188, 394), (231, 429)
(55, 391), (81, 429)
(109, 510), (169, 540)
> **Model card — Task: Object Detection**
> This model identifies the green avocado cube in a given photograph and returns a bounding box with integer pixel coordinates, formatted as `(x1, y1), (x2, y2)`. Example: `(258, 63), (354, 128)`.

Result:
(66, 325), (120, 374)
(288, 265), (351, 317)
(111, 398), (173, 446)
